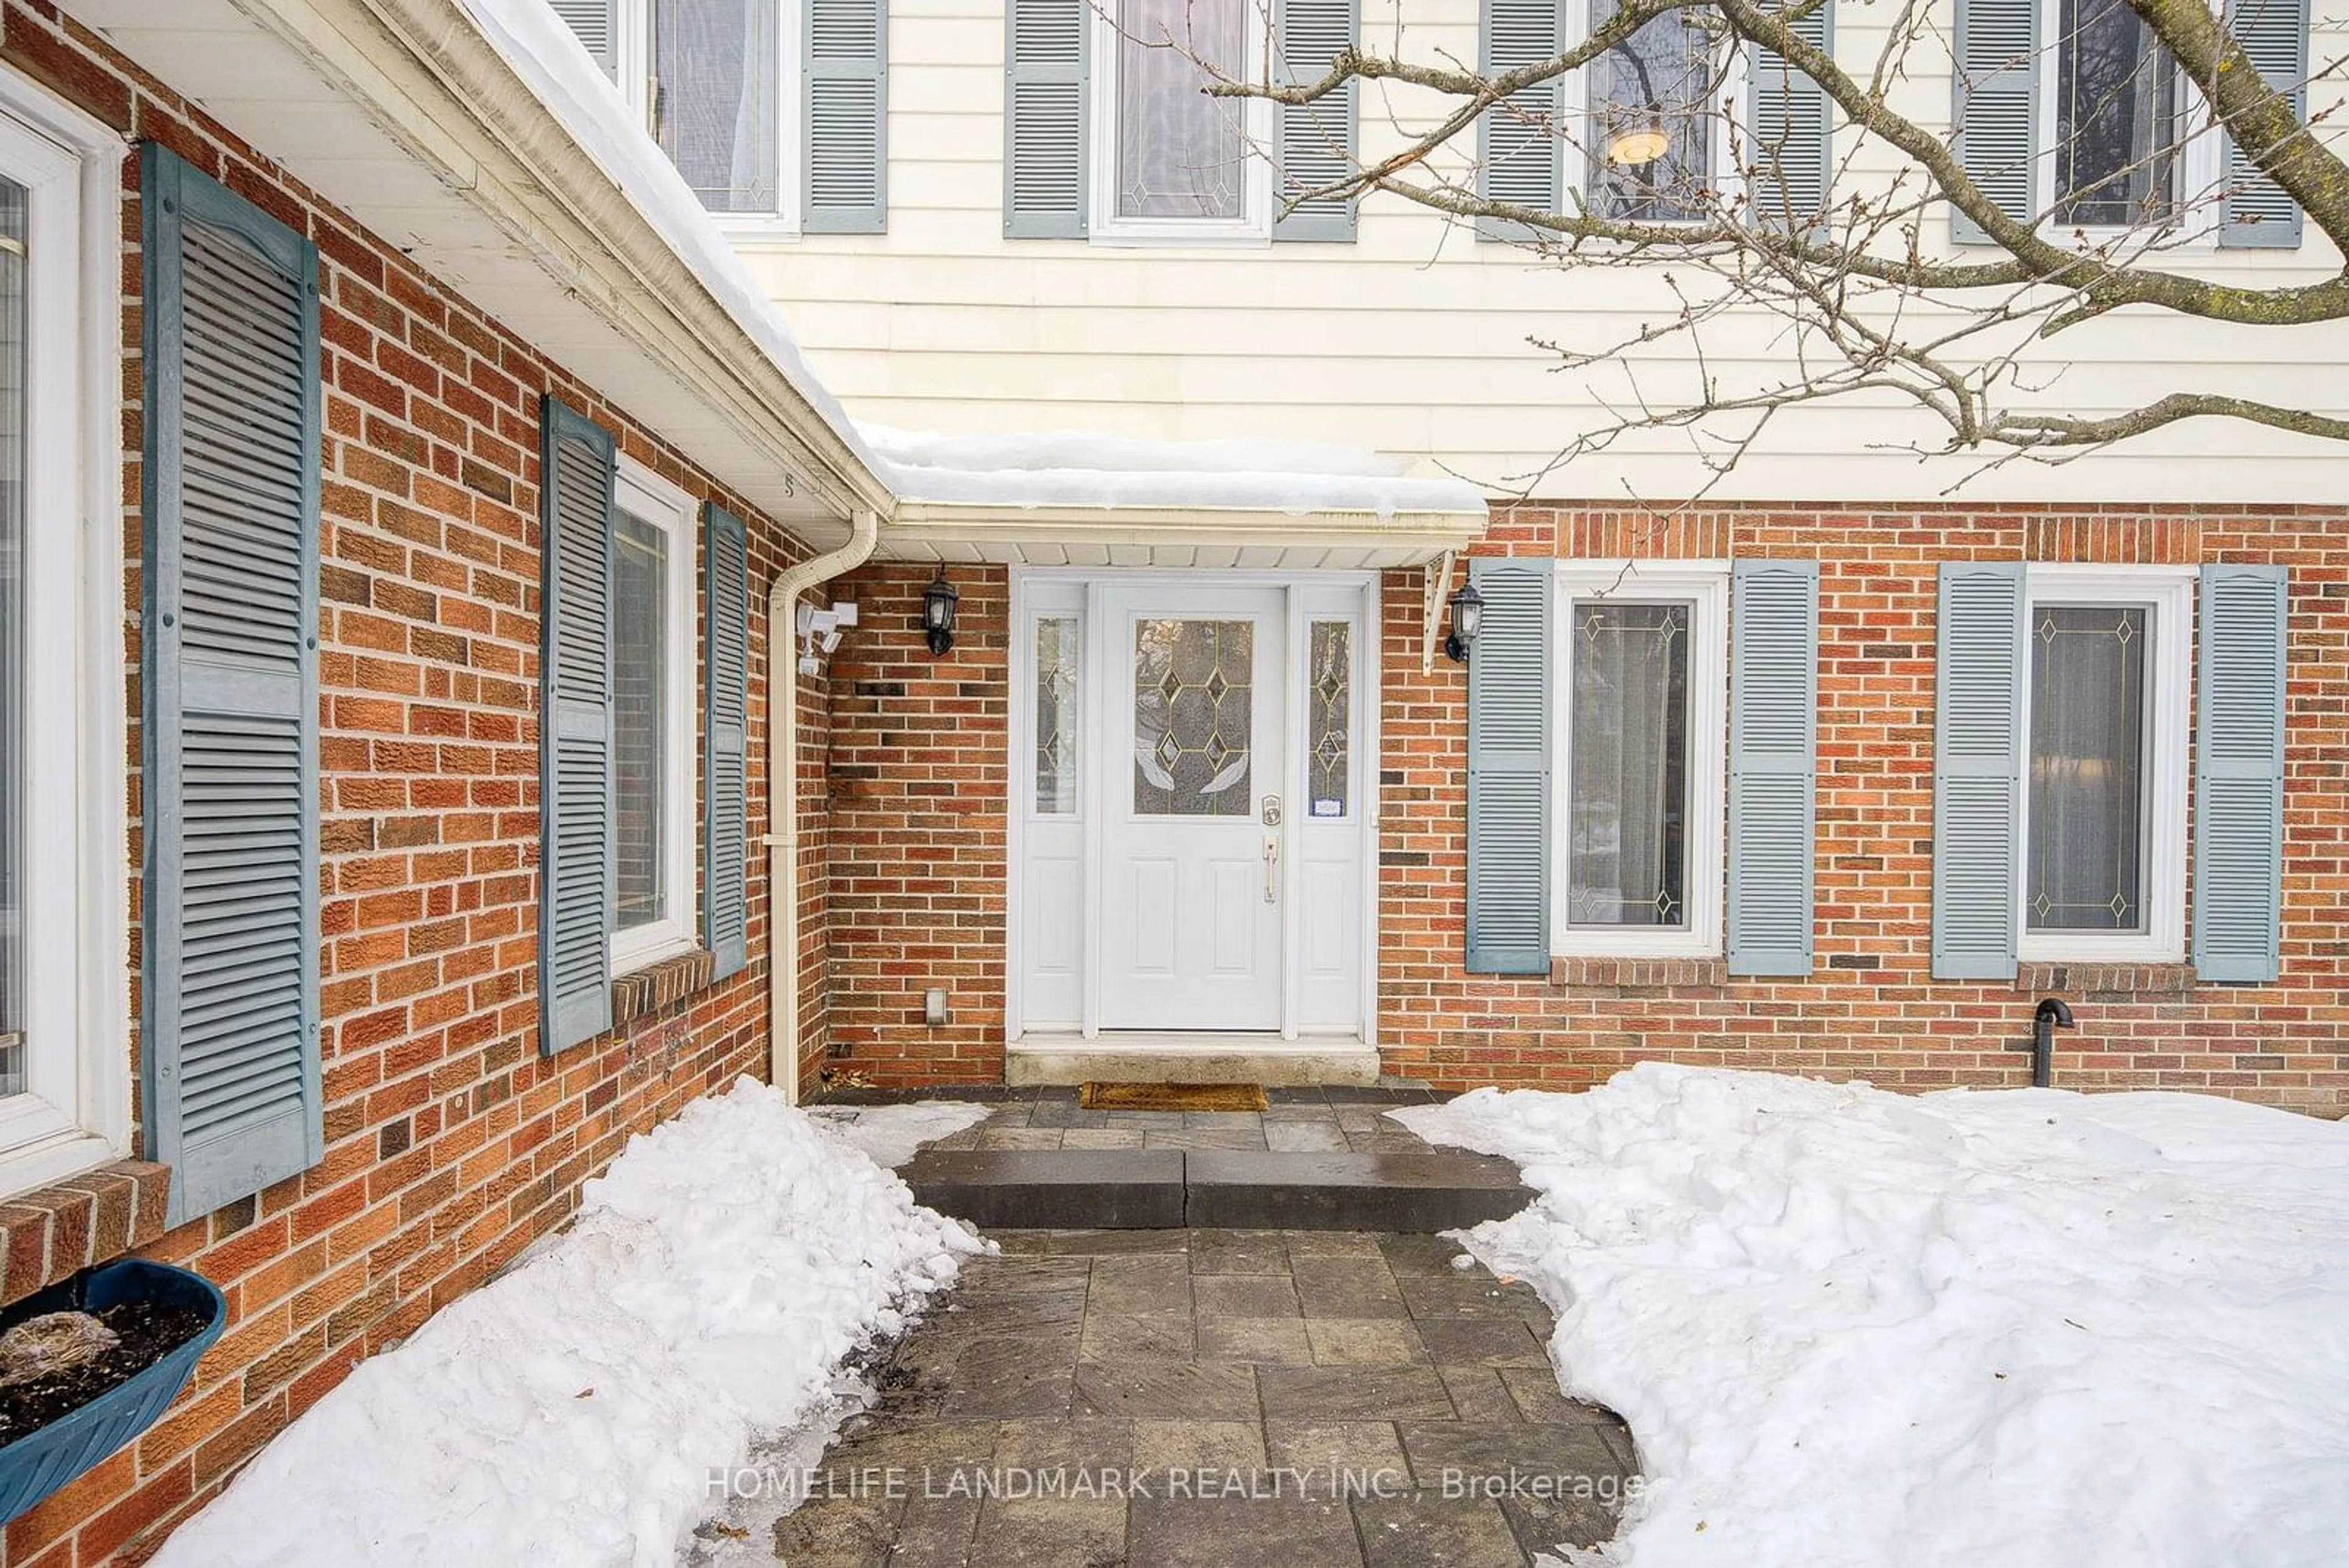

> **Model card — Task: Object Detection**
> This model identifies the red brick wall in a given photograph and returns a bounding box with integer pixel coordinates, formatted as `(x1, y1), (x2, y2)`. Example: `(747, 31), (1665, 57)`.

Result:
(821, 565), (1010, 1085)
(1379, 503), (2349, 1117)
(0, 8), (833, 1561)
(809, 510), (2345, 1121)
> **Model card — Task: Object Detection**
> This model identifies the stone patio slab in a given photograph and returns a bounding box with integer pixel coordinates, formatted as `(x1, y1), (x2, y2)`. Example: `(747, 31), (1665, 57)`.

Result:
(1073, 1361), (1261, 1420)
(1257, 1365), (1457, 1422)
(1127, 1495), (1362, 1568)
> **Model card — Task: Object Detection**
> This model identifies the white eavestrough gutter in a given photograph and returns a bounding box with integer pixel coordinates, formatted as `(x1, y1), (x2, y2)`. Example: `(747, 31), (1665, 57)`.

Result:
(763, 510), (880, 1101)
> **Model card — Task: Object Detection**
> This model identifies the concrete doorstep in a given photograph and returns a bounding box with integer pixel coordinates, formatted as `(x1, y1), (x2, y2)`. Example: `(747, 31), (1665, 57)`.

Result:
(900, 1148), (1535, 1233)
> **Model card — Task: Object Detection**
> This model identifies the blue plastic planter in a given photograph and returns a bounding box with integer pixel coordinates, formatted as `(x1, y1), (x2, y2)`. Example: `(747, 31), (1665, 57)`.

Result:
(0, 1260), (226, 1523)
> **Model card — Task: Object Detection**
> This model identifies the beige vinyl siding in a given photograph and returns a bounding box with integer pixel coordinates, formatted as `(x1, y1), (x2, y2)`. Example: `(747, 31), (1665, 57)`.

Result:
(745, 0), (2349, 502)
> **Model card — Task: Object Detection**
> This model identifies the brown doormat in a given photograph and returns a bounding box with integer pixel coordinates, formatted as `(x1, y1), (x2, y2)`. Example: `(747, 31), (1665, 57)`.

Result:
(1078, 1081), (1269, 1112)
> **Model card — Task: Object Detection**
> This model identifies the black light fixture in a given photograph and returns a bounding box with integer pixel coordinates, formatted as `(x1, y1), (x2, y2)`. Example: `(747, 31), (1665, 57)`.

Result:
(1444, 580), (1484, 663)
(922, 567), (959, 657)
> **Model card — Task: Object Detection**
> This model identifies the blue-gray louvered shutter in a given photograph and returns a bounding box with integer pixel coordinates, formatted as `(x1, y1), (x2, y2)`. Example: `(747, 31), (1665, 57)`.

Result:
(1728, 560), (1819, 975)
(1004, 0), (1088, 237)
(2194, 565), (2288, 981)
(1275, 0), (1359, 241)
(1948, 0), (2036, 245)
(2217, 0), (2308, 248)
(1477, 0), (1562, 242)
(807, 0), (889, 233)
(1466, 559), (1551, 973)
(703, 505), (751, 981)
(551, 0), (622, 77)
(1931, 561), (2024, 979)
(540, 398), (617, 1054)
(1746, 0), (1835, 230)
(138, 144), (323, 1227)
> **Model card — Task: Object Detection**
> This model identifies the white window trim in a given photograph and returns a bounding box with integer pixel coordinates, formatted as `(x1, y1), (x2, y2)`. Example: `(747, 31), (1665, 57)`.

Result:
(2032, 0), (2225, 250)
(609, 461), (701, 976)
(1563, 0), (1748, 229)
(2016, 565), (2192, 965)
(612, 0), (805, 237)
(0, 65), (125, 1202)
(1549, 560), (1728, 960)
(1086, 0), (1276, 245)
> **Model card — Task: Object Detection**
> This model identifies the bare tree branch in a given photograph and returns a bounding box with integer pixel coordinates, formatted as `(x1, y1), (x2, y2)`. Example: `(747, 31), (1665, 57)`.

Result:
(1181, 0), (2349, 471)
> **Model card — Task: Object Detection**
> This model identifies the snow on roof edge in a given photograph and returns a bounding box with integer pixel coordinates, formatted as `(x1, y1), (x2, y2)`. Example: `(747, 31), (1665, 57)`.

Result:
(453, 0), (889, 485)
(864, 424), (1491, 521)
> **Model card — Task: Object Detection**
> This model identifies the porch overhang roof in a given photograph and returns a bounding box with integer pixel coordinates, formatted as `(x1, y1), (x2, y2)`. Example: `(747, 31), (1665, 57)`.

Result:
(863, 426), (1493, 568)
(877, 502), (1488, 569)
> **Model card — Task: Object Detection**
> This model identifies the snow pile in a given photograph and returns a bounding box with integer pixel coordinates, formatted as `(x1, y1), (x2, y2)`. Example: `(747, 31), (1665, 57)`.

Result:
(1396, 1066), (2349, 1568)
(807, 1101), (990, 1167)
(154, 1080), (986, 1568)
(863, 423), (1490, 518)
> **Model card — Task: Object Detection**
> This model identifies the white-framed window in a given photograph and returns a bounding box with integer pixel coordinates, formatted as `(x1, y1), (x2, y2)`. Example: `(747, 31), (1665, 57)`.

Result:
(2035, 0), (2225, 241)
(2049, 0), (2180, 227)
(0, 67), (125, 1198)
(577, 0), (804, 235)
(1550, 562), (1728, 959)
(609, 461), (699, 973)
(2017, 566), (2191, 964)
(1088, 0), (1274, 242)
(1579, 0), (1737, 222)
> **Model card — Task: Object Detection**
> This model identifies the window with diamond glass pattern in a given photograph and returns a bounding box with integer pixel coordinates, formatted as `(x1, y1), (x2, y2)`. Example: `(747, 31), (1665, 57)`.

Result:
(1035, 617), (1080, 814)
(1115, 0), (1246, 220)
(1307, 622), (1350, 817)
(1567, 601), (1690, 928)
(1133, 619), (1252, 816)
(2027, 604), (2148, 932)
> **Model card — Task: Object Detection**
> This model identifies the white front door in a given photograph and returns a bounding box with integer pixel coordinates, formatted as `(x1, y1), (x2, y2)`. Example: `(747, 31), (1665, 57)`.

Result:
(1099, 585), (1286, 1029)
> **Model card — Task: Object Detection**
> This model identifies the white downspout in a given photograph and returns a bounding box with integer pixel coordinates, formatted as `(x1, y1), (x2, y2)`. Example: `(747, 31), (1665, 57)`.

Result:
(765, 509), (880, 1102)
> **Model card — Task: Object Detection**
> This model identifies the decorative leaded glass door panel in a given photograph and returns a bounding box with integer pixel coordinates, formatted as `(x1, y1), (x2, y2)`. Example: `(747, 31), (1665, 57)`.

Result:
(1099, 586), (1286, 1028)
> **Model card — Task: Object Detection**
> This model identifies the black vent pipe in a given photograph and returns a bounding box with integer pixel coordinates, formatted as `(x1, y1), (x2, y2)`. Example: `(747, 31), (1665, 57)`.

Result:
(2032, 997), (2077, 1088)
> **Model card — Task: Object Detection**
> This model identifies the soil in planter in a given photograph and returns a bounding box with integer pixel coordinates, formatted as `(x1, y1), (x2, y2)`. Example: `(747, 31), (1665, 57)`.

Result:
(0, 1303), (212, 1447)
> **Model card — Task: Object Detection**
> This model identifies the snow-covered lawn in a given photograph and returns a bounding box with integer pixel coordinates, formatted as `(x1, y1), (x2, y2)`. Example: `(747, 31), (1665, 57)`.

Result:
(1396, 1066), (2349, 1568)
(153, 1083), (987, 1568)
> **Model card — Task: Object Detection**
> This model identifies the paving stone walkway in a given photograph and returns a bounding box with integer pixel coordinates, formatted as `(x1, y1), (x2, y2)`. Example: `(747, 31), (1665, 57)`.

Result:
(735, 1221), (1638, 1566)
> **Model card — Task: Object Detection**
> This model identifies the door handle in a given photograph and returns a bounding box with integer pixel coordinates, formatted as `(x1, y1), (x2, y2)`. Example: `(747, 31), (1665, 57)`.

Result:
(1263, 833), (1280, 904)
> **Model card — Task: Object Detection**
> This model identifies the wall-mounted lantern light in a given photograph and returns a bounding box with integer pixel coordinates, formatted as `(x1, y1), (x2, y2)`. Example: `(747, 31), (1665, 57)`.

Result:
(1444, 581), (1484, 663)
(922, 568), (959, 657)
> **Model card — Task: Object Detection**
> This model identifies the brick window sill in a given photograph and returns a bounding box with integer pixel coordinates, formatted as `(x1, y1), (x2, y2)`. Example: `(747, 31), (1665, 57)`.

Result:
(0, 1160), (173, 1309)
(611, 947), (716, 1028)
(2016, 962), (2198, 997)
(1551, 956), (1729, 989)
